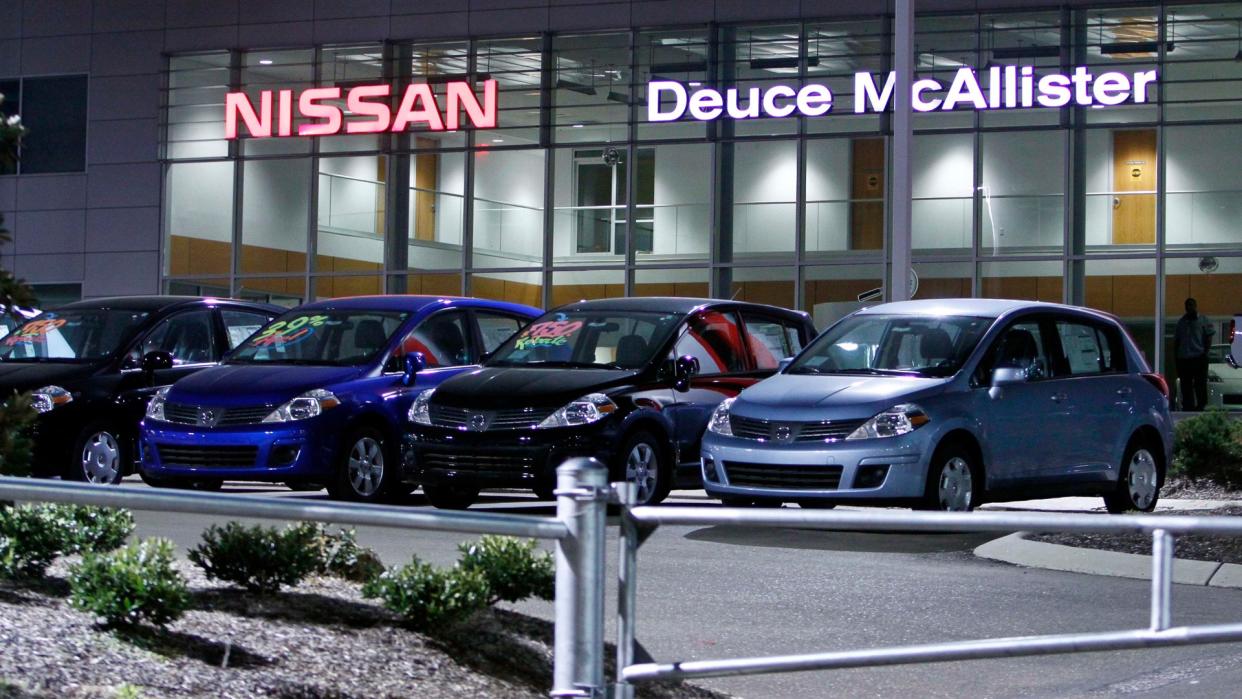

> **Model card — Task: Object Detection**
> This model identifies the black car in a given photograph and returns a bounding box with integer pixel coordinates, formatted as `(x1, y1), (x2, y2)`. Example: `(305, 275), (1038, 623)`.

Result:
(403, 297), (816, 508)
(0, 296), (281, 484)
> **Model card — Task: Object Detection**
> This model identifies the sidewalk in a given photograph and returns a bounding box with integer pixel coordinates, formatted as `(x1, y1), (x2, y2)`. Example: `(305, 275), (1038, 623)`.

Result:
(975, 496), (1242, 588)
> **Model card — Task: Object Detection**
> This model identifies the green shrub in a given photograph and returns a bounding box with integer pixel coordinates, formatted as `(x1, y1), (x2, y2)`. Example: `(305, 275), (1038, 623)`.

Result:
(362, 558), (490, 632)
(188, 521), (320, 593)
(0, 391), (36, 477)
(289, 522), (386, 583)
(1172, 408), (1242, 488)
(0, 504), (64, 579)
(47, 505), (134, 555)
(68, 538), (189, 628)
(457, 536), (554, 604)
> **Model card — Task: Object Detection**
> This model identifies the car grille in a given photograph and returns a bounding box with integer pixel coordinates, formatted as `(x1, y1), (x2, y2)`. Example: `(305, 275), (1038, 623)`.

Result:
(723, 461), (843, 490)
(429, 405), (557, 431)
(155, 444), (259, 468)
(729, 415), (866, 443)
(420, 452), (538, 473)
(163, 403), (274, 427)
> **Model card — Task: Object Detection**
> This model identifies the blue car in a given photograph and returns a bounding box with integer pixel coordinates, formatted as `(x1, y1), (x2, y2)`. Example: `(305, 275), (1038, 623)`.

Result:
(139, 295), (541, 501)
(702, 299), (1173, 512)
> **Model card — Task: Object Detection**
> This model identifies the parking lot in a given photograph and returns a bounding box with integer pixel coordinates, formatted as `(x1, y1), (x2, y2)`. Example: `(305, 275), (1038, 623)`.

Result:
(111, 479), (1242, 699)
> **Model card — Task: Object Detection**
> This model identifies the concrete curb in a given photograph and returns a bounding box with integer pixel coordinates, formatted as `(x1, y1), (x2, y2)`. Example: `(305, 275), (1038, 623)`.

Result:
(974, 532), (1242, 589)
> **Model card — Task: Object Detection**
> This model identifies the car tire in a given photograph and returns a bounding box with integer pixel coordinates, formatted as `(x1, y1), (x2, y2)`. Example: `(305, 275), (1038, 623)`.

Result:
(327, 427), (396, 503)
(424, 483), (480, 510)
(1104, 438), (1162, 514)
(618, 431), (671, 506)
(286, 481), (325, 492)
(920, 441), (980, 512)
(68, 423), (127, 485)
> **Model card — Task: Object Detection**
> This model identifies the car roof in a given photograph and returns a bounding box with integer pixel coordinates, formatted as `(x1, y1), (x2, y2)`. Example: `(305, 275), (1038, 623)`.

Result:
(856, 298), (1110, 321)
(54, 295), (278, 313)
(548, 296), (809, 320)
(293, 294), (539, 315)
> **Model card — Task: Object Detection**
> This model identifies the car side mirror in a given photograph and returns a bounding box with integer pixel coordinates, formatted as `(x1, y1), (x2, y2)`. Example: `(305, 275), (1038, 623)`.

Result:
(141, 350), (174, 374)
(403, 351), (426, 386)
(988, 365), (1027, 399)
(778, 357), (794, 372)
(674, 354), (700, 393)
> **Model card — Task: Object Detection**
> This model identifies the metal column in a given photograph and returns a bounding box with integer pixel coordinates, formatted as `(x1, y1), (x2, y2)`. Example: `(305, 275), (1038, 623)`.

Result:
(889, 0), (914, 302)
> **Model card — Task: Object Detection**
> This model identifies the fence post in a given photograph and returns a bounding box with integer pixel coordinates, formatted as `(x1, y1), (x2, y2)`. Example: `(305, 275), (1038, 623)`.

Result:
(612, 481), (638, 699)
(552, 457), (609, 697)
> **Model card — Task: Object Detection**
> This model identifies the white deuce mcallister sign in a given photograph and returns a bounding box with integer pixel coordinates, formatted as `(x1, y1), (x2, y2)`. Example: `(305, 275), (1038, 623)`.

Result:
(647, 65), (1158, 122)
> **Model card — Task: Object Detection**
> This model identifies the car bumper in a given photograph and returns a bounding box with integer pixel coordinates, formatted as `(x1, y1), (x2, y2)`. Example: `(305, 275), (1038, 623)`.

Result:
(700, 431), (931, 503)
(402, 421), (618, 490)
(140, 418), (340, 482)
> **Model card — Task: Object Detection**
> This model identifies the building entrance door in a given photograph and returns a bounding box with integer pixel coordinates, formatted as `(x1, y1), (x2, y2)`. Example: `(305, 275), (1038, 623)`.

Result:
(1111, 129), (1156, 245)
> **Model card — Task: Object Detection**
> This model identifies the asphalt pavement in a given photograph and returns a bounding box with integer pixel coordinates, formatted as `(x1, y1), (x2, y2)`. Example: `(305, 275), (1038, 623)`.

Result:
(112, 480), (1242, 699)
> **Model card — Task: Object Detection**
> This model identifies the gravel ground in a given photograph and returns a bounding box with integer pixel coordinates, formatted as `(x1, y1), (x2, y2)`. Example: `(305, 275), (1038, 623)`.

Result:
(0, 559), (726, 699)
(1030, 494), (1242, 564)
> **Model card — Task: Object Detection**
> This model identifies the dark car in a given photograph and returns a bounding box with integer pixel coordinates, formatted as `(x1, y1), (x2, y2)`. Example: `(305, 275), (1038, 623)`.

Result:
(140, 295), (540, 501)
(403, 297), (816, 508)
(0, 296), (281, 484)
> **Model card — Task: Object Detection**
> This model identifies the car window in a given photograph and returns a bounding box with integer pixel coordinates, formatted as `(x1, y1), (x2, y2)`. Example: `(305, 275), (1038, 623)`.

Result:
(488, 310), (681, 369)
(137, 310), (218, 366)
(741, 314), (803, 370)
(221, 309), (276, 350)
(395, 312), (471, 368)
(977, 320), (1051, 385)
(476, 312), (525, 355)
(1055, 321), (1105, 376)
(229, 310), (408, 366)
(674, 310), (748, 376)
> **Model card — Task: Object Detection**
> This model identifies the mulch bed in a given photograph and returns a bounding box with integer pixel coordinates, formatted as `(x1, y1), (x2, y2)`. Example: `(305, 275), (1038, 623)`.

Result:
(0, 560), (726, 699)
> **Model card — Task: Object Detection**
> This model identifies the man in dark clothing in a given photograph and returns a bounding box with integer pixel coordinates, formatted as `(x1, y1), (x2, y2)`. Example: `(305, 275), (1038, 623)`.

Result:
(1173, 297), (1215, 411)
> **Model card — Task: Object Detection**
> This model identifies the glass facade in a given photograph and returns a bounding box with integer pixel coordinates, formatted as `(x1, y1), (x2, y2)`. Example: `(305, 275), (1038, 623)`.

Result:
(161, 3), (1242, 379)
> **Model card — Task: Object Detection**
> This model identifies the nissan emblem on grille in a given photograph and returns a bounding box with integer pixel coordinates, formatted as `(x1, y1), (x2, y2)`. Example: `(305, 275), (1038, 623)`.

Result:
(468, 412), (489, 432)
(197, 407), (220, 428)
(773, 424), (794, 443)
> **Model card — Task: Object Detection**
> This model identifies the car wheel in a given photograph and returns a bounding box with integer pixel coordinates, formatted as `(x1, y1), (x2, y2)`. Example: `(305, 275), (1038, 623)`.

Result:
(69, 424), (126, 485)
(619, 431), (671, 506)
(921, 442), (979, 512)
(1104, 440), (1162, 514)
(423, 483), (480, 510)
(328, 428), (394, 503)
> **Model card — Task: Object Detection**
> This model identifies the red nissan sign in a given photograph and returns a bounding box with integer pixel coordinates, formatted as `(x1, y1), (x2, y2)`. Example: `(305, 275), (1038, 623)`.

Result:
(225, 79), (498, 138)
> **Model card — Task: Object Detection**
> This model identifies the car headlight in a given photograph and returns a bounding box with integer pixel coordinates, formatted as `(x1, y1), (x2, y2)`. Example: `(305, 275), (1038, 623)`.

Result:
(846, 403), (929, 440)
(31, 385), (72, 414)
(409, 388), (435, 425)
(262, 389), (341, 423)
(146, 386), (171, 421)
(707, 398), (735, 436)
(537, 393), (617, 429)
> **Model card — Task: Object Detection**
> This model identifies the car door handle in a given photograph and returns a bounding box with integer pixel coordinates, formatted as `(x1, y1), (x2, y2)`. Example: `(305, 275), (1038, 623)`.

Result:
(1051, 392), (1069, 403)
(1116, 387), (1133, 396)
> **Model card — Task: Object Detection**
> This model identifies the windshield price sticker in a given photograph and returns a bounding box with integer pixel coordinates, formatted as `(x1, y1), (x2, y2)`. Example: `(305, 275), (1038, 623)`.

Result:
(4, 318), (66, 345)
(250, 314), (329, 348)
(514, 320), (583, 351)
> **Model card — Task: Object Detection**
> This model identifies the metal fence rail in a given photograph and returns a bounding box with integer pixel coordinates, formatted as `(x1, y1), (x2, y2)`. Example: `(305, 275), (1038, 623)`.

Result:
(612, 502), (1242, 698)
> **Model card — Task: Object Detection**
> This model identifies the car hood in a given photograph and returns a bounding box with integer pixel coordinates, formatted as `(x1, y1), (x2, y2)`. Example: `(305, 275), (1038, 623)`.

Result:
(431, 366), (643, 408)
(0, 361), (99, 392)
(731, 372), (949, 421)
(168, 364), (365, 406)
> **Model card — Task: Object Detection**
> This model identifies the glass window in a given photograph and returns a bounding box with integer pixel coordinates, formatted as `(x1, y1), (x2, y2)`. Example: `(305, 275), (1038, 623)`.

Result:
(806, 19), (886, 135)
(410, 150), (465, 270)
(312, 275), (384, 299)
(742, 313), (803, 370)
(29, 283), (82, 308)
(551, 146), (650, 264)
(912, 15), (979, 130)
(319, 44), (385, 154)
(1083, 128), (1157, 251)
(1055, 319), (1106, 375)
(792, 313), (992, 378)
(240, 49), (314, 156)
(490, 310), (682, 369)
(978, 11), (1064, 129)
(729, 266), (795, 309)
(166, 161), (234, 277)
(241, 158), (311, 275)
(721, 25), (801, 138)
(1163, 5), (1242, 122)
(730, 140), (797, 259)
(222, 309), (276, 349)
(1166, 124), (1242, 251)
(471, 270), (542, 307)
(807, 138), (874, 256)
(804, 263), (884, 329)
(913, 133), (974, 254)
(477, 37), (542, 145)
(1080, 9), (1159, 125)
(0, 79), (19, 175)
(166, 53), (231, 160)
(1161, 255), (1242, 388)
(641, 143), (711, 265)
(476, 312), (526, 355)
(552, 269), (624, 307)
(396, 311), (471, 368)
(1076, 257), (1155, 364)
(236, 277), (306, 308)
(980, 131), (1065, 255)
(674, 310), (747, 375)
(17, 76), (88, 174)
(981, 260), (1063, 302)
(231, 310), (407, 366)
(976, 320), (1052, 384)
(635, 29), (710, 141)
(634, 267), (709, 298)
(472, 148), (545, 268)
(1, 310), (148, 362)
(405, 42), (471, 150)
(139, 310), (218, 365)
(317, 155), (386, 276)
(553, 32), (631, 144)
(913, 261), (972, 300)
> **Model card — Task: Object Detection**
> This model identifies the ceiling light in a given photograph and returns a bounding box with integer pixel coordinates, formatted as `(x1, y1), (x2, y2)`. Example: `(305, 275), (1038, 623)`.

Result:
(259, 59), (273, 65)
(572, 124), (584, 128)
(492, 138), (504, 142)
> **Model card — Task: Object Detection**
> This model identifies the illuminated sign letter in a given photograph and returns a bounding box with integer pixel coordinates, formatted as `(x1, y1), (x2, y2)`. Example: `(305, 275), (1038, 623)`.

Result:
(446, 79), (497, 130)
(761, 85), (797, 118)
(942, 68), (987, 110)
(648, 81), (687, 121)
(346, 84), (392, 134)
(392, 84), (445, 131)
(796, 84), (833, 116)
(912, 78), (943, 112)
(855, 71), (895, 113)
(225, 91), (272, 138)
(1036, 74), (1072, 108)
(298, 87), (343, 136)
(1093, 71), (1132, 106)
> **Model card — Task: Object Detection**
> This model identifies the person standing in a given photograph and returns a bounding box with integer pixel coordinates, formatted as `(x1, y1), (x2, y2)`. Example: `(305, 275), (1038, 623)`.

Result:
(1174, 297), (1215, 411)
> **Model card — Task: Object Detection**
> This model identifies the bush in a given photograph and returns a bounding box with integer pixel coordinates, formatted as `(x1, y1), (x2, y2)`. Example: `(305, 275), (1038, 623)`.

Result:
(0, 391), (36, 477)
(362, 558), (490, 632)
(1172, 408), (1242, 488)
(68, 538), (189, 628)
(0, 504), (64, 579)
(47, 505), (134, 555)
(289, 522), (386, 583)
(457, 536), (554, 604)
(188, 522), (321, 593)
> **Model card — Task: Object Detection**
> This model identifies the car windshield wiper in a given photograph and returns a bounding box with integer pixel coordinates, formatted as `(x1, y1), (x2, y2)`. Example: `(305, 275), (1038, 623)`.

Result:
(509, 360), (626, 369)
(815, 368), (922, 376)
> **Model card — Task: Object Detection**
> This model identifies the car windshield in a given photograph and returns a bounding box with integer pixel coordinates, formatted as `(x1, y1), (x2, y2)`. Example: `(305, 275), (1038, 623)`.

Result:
(0, 310), (150, 362)
(789, 313), (993, 378)
(227, 310), (408, 367)
(487, 310), (683, 369)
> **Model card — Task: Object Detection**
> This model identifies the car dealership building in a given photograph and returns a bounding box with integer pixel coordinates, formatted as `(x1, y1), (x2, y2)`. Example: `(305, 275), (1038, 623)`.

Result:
(1, 0), (1241, 382)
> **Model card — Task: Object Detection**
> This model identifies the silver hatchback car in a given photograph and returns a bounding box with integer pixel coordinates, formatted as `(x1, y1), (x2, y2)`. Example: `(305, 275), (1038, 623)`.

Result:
(701, 299), (1173, 512)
